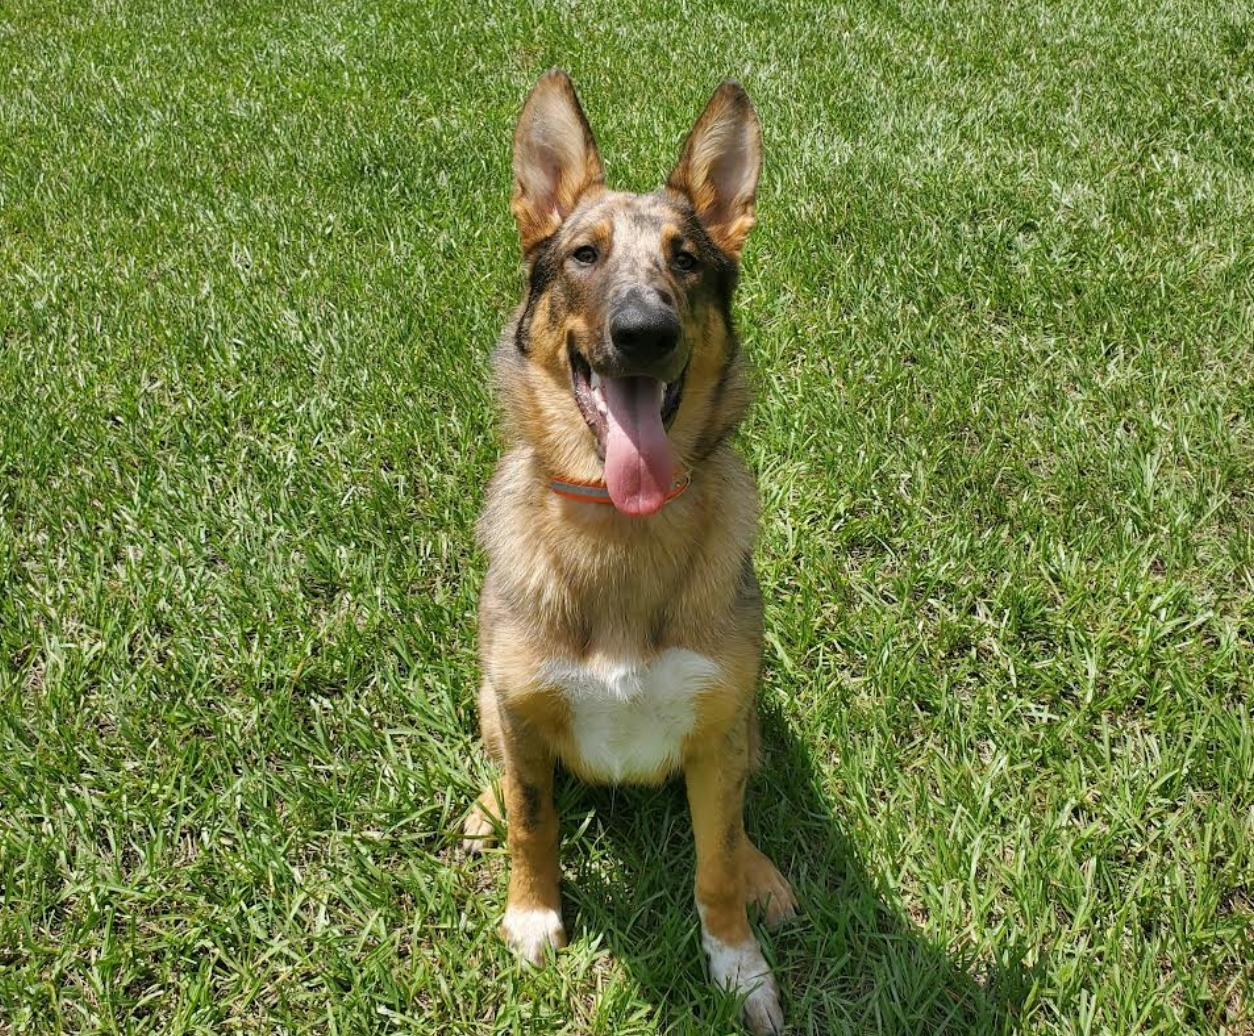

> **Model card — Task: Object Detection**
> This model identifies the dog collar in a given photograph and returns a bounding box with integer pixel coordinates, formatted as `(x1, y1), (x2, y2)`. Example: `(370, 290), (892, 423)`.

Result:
(550, 472), (691, 506)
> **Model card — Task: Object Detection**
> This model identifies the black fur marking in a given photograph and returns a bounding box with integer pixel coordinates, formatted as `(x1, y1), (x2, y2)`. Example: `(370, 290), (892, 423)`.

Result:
(691, 344), (741, 463)
(721, 769), (748, 855)
(736, 552), (760, 605)
(712, 262), (739, 311)
(675, 203), (739, 304)
(515, 238), (561, 354)
(647, 610), (668, 652)
(519, 782), (544, 830)
(711, 337), (737, 401)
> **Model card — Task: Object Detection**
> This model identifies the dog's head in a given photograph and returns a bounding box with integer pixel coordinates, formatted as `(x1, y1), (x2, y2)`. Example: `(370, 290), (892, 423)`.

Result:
(497, 70), (761, 517)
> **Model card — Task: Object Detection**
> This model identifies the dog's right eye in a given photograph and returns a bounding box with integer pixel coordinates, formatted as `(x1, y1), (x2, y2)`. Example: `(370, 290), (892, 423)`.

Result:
(571, 245), (599, 265)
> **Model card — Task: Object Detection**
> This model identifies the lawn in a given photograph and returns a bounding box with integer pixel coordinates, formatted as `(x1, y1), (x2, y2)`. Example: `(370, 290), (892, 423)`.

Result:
(1, 0), (1251, 1033)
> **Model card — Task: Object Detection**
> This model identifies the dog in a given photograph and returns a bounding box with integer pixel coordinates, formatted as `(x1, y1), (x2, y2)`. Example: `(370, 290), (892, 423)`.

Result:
(463, 69), (795, 1035)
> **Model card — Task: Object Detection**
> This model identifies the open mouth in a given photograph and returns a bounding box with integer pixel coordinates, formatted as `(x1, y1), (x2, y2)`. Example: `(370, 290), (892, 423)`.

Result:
(568, 344), (687, 516)
(569, 347), (686, 454)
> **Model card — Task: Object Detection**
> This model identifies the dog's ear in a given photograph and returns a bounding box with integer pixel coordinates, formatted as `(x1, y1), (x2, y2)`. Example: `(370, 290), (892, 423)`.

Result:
(511, 70), (605, 254)
(667, 81), (761, 259)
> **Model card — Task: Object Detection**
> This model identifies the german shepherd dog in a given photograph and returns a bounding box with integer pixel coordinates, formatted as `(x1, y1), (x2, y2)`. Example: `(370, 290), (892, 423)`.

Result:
(463, 70), (795, 1034)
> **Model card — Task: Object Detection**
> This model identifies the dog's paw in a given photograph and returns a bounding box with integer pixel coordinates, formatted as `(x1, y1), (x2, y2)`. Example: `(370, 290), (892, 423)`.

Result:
(743, 845), (798, 928)
(742, 980), (785, 1036)
(501, 906), (566, 966)
(703, 931), (784, 1035)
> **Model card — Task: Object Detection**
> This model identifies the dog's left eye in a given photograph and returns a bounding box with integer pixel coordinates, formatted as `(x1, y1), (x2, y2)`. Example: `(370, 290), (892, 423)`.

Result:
(572, 245), (599, 265)
(673, 250), (698, 272)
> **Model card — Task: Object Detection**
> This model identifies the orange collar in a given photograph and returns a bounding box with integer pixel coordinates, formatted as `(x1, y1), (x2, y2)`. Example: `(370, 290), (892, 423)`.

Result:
(550, 472), (691, 506)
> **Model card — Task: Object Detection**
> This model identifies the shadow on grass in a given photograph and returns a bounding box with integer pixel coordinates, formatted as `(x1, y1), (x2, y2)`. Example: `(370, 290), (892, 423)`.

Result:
(556, 702), (1036, 1035)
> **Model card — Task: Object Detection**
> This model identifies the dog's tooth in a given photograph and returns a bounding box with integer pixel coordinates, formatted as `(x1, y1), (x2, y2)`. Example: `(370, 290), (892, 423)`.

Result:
(590, 372), (601, 391)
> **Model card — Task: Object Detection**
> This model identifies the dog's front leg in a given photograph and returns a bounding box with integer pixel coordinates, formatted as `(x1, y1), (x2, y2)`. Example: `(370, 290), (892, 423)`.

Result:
(686, 736), (784, 1035)
(498, 722), (565, 965)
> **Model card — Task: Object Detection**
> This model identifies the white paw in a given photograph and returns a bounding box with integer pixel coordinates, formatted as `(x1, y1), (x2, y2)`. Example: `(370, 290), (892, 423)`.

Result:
(702, 929), (784, 1035)
(741, 980), (785, 1036)
(501, 906), (566, 966)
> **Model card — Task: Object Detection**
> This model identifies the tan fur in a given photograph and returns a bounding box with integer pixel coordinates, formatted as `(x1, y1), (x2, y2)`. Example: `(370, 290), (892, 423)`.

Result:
(511, 70), (606, 254)
(465, 71), (794, 1034)
(667, 81), (763, 258)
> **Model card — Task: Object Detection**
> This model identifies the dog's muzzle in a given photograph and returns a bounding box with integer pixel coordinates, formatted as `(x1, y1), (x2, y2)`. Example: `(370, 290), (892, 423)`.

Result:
(607, 291), (683, 380)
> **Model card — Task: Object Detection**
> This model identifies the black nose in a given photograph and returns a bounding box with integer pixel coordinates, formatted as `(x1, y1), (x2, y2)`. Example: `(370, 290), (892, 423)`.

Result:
(609, 296), (680, 366)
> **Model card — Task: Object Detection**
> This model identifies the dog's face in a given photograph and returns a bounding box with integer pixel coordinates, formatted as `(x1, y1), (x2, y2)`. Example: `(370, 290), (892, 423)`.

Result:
(500, 71), (762, 516)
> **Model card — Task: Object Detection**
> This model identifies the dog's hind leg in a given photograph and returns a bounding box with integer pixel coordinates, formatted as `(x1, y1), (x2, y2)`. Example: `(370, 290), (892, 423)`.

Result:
(462, 782), (505, 853)
(463, 678), (507, 853)
(742, 840), (797, 927)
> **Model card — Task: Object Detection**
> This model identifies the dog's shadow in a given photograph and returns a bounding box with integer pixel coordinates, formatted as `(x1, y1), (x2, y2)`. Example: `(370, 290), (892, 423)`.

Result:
(552, 702), (1035, 1035)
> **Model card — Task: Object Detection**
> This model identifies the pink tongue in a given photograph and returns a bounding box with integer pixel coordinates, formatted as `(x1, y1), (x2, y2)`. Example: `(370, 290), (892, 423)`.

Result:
(603, 376), (676, 516)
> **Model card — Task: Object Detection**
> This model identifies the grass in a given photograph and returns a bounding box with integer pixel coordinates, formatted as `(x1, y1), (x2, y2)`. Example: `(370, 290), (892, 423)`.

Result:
(1, 0), (1251, 1032)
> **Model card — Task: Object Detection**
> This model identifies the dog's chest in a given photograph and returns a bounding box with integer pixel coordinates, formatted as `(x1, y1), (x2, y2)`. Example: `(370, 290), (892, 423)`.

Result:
(542, 649), (720, 783)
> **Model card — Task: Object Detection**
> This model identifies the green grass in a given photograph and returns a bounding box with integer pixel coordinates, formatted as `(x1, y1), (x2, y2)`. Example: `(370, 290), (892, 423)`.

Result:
(1, 0), (1251, 1033)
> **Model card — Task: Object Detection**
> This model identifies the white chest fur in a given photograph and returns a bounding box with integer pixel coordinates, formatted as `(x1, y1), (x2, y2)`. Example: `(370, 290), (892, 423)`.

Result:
(541, 649), (721, 783)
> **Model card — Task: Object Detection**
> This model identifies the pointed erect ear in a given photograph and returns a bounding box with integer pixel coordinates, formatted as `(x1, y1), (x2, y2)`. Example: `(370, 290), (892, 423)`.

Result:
(511, 70), (605, 253)
(667, 81), (762, 259)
